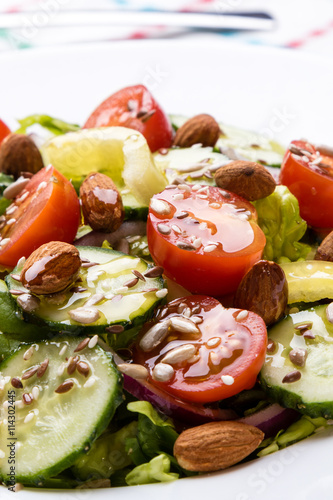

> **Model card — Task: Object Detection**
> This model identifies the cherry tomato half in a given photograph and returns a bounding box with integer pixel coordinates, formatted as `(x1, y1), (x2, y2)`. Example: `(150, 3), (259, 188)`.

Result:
(133, 296), (267, 404)
(0, 166), (80, 267)
(83, 84), (173, 152)
(280, 140), (333, 229)
(0, 119), (11, 145)
(147, 185), (266, 296)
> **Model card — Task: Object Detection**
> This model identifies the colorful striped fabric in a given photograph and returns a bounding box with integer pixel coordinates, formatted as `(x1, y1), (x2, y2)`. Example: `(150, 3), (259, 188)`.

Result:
(0, 0), (333, 53)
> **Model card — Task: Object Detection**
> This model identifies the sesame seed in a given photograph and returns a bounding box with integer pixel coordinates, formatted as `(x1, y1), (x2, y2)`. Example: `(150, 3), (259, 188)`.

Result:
(24, 412), (35, 424)
(157, 223), (171, 235)
(152, 363), (174, 382)
(171, 224), (182, 234)
(196, 194), (208, 199)
(172, 193), (184, 201)
(177, 184), (191, 192)
(192, 237), (202, 249)
(197, 186), (209, 194)
(116, 286), (129, 294)
(176, 241), (195, 251)
(236, 310), (249, 321)
(192, 184), (201, 191)
(199, 222), (207, 231)
(156, 288), (168, 299)
(203, 244), (217, 253)
(209, 203), (221, 209)
(6, 218), (16, 226)
(0, 450), (5, 459)
(31, 387), (39, 401)
(16, 256), (26, 268)
(191, 316), (203, 324)
(37, 181), (47, 192)
(59, 344), (68, 356)
(57, 363), (66, 377)
(84, 376), (96, 388)
(0, 238), (10, 247)
(88, 335), (99, 349)
(6, 205), (17, 215)
(46, 164), (52, 172)
(221, 375), (234, 385)
(16, 191), (29, 203)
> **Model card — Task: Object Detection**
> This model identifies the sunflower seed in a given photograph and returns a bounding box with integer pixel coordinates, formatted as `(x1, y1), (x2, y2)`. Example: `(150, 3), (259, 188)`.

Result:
(24, 412), (35, 424)
(326, 303), (333, 323)
(68, 306), (100, 324)
(139, 320), (171, 352)
(31, 387), (39, 401)
(55, 379), (74, 394)
(161, 344), (196, 365)
(152, 363), (174, 382)
(3, 177), (30, 199)
(37, 358), (49, 378)
(150, 198), (171, 215)
(74, 338), (90, 353)
(17, 293), (40, 313)
(117, 363), (149, 379)
(84, 293), (105, 308)
(23, 346), (34, 361)
(170, 316), (200, 335)
(88, 335), (99, 349)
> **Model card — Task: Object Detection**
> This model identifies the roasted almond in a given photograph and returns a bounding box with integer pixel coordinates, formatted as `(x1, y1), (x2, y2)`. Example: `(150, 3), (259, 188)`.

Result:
(20, 241), (81, 295)
(315, 230), (333, 262)
(0, 134), (44, 179)
(173, 114), (220, 148)
(80, 172), (124, 233)
(234, 260), (288, 326)
(174, 421), (264, 472)
(214, 160), (276, 201)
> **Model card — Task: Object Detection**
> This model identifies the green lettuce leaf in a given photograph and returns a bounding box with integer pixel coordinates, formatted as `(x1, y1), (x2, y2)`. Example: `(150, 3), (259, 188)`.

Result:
(253, 185), (311, 262)
(16, 114), (80, 136)
(125, 454), (178, 485)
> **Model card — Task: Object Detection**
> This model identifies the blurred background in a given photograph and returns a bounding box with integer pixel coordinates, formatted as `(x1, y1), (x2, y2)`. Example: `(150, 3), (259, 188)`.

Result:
(0, 0), (333, 55)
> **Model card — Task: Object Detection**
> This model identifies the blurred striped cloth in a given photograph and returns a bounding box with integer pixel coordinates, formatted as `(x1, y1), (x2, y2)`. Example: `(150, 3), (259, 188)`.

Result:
(0, 0), (333, 53)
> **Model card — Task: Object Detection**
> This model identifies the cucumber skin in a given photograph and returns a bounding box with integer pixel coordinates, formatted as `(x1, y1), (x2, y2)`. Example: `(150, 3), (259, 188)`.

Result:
(0, 341), (124, 486)
(259, 376), (333, 419)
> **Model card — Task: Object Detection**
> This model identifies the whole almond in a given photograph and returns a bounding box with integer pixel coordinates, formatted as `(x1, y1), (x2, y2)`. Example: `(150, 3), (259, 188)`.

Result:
(0, 134), (44, 179)
(20, 241), (81, 295)
(174, 421), (264, 472)
(234, 260), (288, 325)
(215, 160), (276, 201)
(315, 230), (333, 262)
(173, 114), (220, 148)
(80, 172), (124, 233)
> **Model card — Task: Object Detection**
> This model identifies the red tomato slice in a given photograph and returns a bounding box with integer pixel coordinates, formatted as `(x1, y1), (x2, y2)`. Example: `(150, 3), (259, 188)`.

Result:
(0, 166), (80, 267)
(83, 84), (173, 152)
(0, 119), (11, 145)
(147, 185), (266, 296)
(280, 140), (333, 229)
(133, 296), (267, 404)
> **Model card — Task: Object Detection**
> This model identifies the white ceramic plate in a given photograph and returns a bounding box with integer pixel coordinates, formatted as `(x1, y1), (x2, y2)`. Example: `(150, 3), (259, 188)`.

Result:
(0, 40), (333, 500)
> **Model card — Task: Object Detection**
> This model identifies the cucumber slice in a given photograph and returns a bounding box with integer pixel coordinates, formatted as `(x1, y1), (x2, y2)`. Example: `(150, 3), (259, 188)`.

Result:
(170, 114), (285, 167)
(6, 247), (166, 335)
(0, 279), (50, 341)
(281, 260), (333, 304)
(153, 146), (230, 185)
(0, 336), (122, 485)
(41, 126), (167, 218)
(260, 304), (333, 418)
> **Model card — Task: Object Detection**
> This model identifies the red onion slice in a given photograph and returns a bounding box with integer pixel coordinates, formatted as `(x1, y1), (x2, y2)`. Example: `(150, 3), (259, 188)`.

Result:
(123, 373), (237, 425)
(240, 403), (299, 437)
